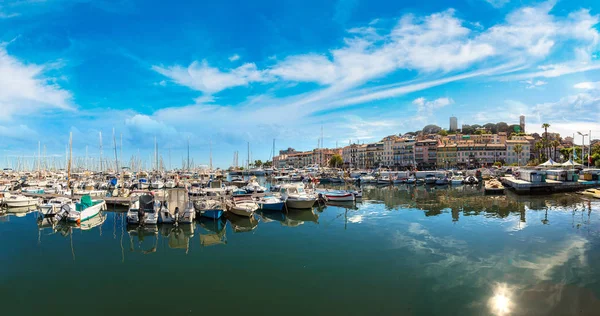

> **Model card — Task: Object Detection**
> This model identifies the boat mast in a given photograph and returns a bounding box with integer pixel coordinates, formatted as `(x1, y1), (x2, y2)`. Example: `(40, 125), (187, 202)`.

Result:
(209, 139), (213, 171)
(99, 132), (103, 172)
(37, 140), (41, 176)
(154, 136), (158, 172)
(113, 128), (119, 173)
(187, 136), (190, 171)
(67, 132), (72, 193)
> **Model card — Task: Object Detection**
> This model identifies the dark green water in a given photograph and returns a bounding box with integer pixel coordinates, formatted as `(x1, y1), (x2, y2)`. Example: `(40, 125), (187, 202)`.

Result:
(2, 184), (600, 315)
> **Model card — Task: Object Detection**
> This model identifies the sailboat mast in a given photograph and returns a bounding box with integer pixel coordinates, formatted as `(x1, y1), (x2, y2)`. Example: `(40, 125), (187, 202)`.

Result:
(113, 128), (119, 173)
(99, 132), (103, 172)
(67, 132), (72, 191)
(187, 137), (190, 171)
(209, 139), (213, 171)
(154, 136), (158, 172)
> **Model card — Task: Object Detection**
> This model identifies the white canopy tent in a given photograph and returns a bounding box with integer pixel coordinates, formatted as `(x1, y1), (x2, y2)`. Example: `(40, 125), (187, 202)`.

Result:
(539, 159), (559, 167)
(560, 159), (582, 167)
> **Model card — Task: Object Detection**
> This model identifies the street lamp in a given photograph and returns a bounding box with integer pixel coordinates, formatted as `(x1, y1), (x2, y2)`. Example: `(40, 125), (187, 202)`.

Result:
(577, 131), (588, 167)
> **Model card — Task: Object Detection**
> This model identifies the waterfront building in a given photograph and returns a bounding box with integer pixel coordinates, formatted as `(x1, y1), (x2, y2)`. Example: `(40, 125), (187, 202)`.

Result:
(436, 139), (457, 169)
(357, 144), (368, 169)
(383, 135), (401, 168)
(342, 144), (360, 169)
(505, 139), (530, 165)
(366, 142), (384, 169)
(393, 138), (416, 169)
(415, 140), (438, 169)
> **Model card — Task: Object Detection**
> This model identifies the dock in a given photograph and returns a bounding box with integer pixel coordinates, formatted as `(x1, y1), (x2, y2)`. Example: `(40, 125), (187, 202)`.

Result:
(501, 176), (600, 194)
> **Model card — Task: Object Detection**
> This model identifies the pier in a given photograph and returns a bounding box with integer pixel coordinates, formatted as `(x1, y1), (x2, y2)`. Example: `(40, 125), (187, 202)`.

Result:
(501, 176), (599, 194)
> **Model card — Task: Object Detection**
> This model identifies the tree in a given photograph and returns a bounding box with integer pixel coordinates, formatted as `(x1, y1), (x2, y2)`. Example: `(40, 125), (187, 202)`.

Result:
(329, 154), (343, 168)
(514, 144), (523, 167)
(438, 129), (448, 136)
(551, 140), (560, 161)
(496, 122), (509, 133)
(263, 160), (272, 167)
(253, 160), (263, 167)
(422, 125), (442, 135)
(535, 141), (544, 161)
(542, 123), (550, 160)
(483, 123), (497, 133)
(461, 125), (474, 134)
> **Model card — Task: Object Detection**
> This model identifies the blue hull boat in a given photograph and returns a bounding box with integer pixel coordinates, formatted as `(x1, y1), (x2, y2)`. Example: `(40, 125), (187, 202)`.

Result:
(258, 201), (285, 211)
(201, 209), (224, 219)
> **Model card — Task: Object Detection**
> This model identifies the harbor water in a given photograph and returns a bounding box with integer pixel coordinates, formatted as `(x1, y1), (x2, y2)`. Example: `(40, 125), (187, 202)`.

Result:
(2, 184), (600, 315)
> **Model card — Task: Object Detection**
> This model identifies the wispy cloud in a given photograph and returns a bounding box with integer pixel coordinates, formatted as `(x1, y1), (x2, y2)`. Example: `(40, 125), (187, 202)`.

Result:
(483, 0), (510, 8)
(0, 44), (73, 121)
(228, 54), (240, 62)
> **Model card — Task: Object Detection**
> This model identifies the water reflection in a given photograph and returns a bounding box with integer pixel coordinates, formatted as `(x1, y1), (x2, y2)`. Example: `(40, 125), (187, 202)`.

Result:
(2, 184), (600, 315)
(198, 218), (227, 247)
(226, 213), (258, 233)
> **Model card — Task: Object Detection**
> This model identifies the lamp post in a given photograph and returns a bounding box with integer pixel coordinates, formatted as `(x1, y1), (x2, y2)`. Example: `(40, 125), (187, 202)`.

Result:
(577, 131), (588, 167)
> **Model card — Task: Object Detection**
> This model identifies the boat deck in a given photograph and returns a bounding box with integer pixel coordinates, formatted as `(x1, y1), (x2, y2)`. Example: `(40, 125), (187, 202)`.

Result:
(501, 176), (600, 194)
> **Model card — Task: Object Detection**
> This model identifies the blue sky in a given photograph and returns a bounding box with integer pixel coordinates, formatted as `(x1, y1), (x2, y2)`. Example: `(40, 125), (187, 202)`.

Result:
(1, 0), (600, 169)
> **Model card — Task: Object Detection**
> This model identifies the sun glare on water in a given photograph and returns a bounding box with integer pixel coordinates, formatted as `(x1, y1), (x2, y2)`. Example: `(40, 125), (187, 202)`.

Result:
(488, 283), (514, 315)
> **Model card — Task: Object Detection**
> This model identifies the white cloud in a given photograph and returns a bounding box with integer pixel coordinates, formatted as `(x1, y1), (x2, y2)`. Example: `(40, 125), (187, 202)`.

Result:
(152, 60), (271, 94)
(413, 97), (454, 120)
(521, 79), (548, 89)
(483, 0), (510, 8)
(0, 45), (73, 120)
(228, 54), (240, 62)
(574, 81), (600, 90)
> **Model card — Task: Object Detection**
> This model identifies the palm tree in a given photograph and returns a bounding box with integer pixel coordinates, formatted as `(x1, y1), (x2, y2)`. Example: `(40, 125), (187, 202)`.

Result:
(514, 144), (523, 167)
(535, 141), (544, 162)
(542, 123), (550, 160)
(551, 140), (560, 161)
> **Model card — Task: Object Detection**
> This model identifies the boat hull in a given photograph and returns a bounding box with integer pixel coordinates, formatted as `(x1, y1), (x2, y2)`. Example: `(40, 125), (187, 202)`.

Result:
(258, 202), (285, 211)
(286, 199), (315, 209)
(67, 201), (106, 222)
(229, 207), (255, 217)
(200, 209), (224, 219)
(5, 199), (39, 208)
(324, 193), (355, 202)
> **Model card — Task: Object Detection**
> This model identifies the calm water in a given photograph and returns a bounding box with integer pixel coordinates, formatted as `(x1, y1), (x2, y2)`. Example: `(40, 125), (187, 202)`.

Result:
(2, 184), (600, 315)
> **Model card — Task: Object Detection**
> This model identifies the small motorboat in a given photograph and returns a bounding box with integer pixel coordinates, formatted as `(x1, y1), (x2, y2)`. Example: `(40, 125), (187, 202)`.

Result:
(39, 197), (73, 217)
(280, 184), (317, 209)
(464, 176), (479, 185)
(353, 190), (363, 199)
(323, 191), (355, 202)
(126, 194), (159, 225)
(377, 176), (391, 185)
(195, 199), (225, 219)
(177, 201), (196, 224)
(226, 195), (258, 217)
(3, 193), (40, 208)
(57, 195), (106, 223)
(435, 177), (449, 185)
(256, 196), (285, 212)
(424, 174), (437, 185)
(450, 176), (464, 185)
(484, 179), (505, 195)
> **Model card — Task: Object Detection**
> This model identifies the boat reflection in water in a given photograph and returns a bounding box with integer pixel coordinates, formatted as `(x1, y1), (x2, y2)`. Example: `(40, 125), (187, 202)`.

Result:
(6, 205), (37, 217)
(198, 217), (227, 247)
(283, 208), (319, 227)
(128, 224), (159, 254)
(226, 212), (258, 233)
(165, 224), (195, 253)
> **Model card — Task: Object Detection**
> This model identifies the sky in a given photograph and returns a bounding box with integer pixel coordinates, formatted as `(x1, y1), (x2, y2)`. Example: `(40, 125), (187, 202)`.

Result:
(1, 0), (600, 169)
